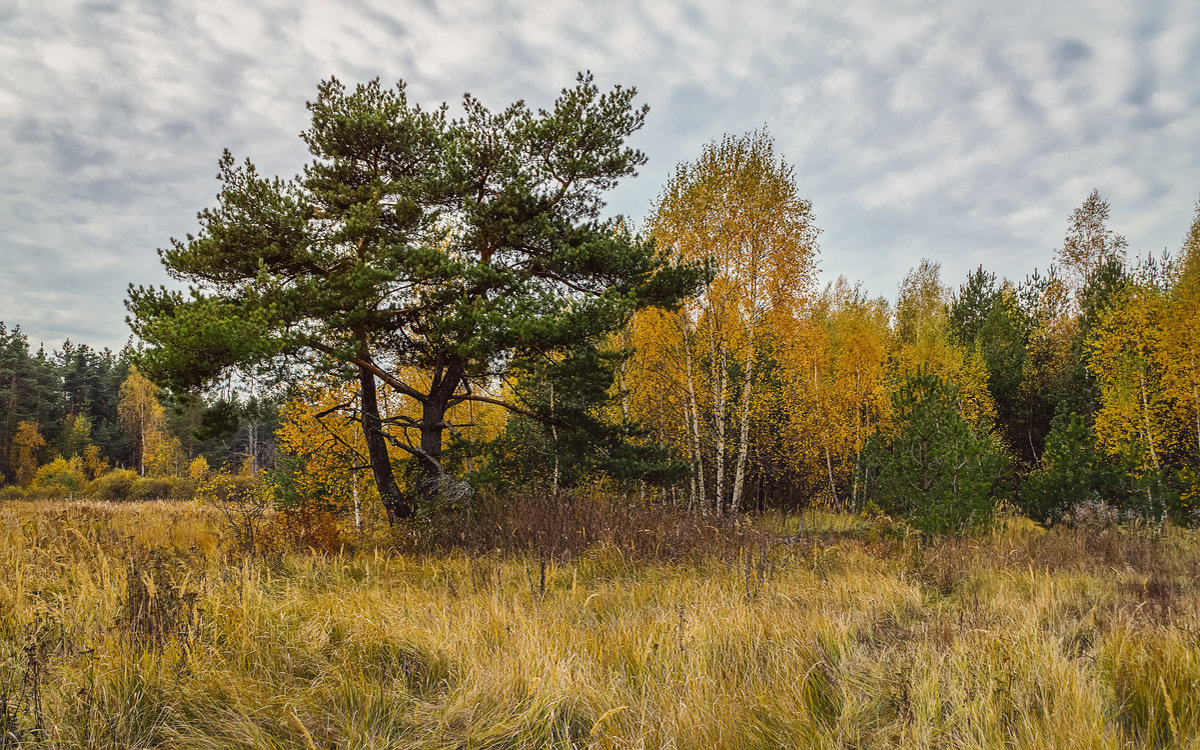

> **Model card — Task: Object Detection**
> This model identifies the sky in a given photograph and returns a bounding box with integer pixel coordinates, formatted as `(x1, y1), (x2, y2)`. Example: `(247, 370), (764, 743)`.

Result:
(2, 0), (1199, 353)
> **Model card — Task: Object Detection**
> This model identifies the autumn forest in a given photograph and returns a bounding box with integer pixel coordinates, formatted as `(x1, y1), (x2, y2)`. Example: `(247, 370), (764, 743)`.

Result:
(4, 76), (1200, 748)
(4, 130), (1199, 535)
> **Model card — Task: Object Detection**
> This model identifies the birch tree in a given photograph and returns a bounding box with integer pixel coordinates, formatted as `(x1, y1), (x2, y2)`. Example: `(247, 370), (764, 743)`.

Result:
(118, 365), (165, 476)
(644, 130), (818, 514)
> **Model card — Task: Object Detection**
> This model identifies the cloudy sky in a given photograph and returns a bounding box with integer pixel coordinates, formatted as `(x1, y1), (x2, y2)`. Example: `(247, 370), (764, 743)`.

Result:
(2, 0), (1198, 352)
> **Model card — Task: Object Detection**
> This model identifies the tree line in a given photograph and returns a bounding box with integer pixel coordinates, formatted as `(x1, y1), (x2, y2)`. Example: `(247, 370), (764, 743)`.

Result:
(6, 74), (1199, 536)
(0, 327), (277, 497)
(622, 170), (1200, 531)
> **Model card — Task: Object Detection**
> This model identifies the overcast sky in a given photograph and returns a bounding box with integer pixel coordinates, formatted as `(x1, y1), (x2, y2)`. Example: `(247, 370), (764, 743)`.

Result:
(2, 0), (1198, 352)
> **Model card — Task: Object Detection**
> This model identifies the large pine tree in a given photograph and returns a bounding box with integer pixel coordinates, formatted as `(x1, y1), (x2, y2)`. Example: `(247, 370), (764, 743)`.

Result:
(127, 74), (705, 522)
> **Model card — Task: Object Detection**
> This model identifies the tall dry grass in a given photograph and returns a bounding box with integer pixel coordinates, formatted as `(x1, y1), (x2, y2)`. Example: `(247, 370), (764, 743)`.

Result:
(0, 498), (1198, 748)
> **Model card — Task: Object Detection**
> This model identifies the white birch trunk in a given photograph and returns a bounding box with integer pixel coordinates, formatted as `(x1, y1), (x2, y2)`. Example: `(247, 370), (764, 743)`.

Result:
(353, 481), (362, 538)
(684, 337), (706, 514)
(712, 340), (727, 517)
(550, 383), (559, 495)
(730, 322), (755, 514)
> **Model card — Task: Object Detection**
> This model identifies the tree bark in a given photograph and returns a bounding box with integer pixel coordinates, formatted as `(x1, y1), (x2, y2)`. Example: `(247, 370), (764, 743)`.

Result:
(415, 358), (464, 503)
(730, 323), (755, 514)
(712, 339), (727, 517)
(824, 446), (838, 508)
(683, 333), (706, 514)
(357, 364), (413, 523)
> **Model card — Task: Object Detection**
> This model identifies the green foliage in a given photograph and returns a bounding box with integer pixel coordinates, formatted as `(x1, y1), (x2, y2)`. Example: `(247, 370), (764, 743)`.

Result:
(31, 458), (86, 494)
(948, 265), (997, 346)
(0, 323), (65, 480)
(863, 367), (1006, 533)
(1021, 415), (1138, 523)
(481, 345), (686, 492)
(127, 74), (706, 519)
(976, 288), (1030, 448)
(895, 259), (947, 345)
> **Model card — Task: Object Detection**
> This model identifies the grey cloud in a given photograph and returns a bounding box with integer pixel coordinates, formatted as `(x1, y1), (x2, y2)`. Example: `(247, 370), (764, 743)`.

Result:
(2, 0), (1200, 352)
(1051, 38), (1092, 73)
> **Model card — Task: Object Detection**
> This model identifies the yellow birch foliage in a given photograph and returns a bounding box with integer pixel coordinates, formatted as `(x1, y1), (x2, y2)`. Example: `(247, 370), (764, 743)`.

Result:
(1088, 284), (1169, 477)
(1163, 281), (1200, 465)
(626, 307), (694, 464)
(278, 380), (396, 517)
(61, 414), (92, 459)
(13, 420), (47, 487)
(145, 431), (187, 478)
(118, 364), (165, 476)
(890, 262), (997, 428)
(1055, 189), (1128, 293)
(1021, 267), (1077, 407)
(1089, 252), (1200, 511)
(277, 373), (504, 516)
(779, 280), (891, 503)
(637, 129), (819, 512)
(82, 444), (108, 481)
(188, 455), (210, 484)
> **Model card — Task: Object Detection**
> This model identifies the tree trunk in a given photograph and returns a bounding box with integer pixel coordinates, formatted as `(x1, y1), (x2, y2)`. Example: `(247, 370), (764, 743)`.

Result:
(550, 383), (559, 495)
(730, 325), (755, 514)
(824, 446), (838, 508)
(1188, 348), (1200, 459)
(415, 360), (463, 504)
(1138, 370), (1160, 471)
(357, 364), (413, 523)
(684, 337), (706, 514)
(352, 481), (362, 538)
(417, 397), (448, 499)
(712, 340), (727, 517)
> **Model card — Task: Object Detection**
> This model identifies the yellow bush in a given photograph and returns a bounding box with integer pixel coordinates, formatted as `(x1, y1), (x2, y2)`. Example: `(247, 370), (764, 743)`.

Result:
(86, 468), (140, 501)
(31, 457), (87, 494)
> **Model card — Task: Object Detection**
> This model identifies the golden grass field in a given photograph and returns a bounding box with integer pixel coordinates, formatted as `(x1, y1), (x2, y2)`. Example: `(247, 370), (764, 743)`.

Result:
(2, 498), (1199, 749)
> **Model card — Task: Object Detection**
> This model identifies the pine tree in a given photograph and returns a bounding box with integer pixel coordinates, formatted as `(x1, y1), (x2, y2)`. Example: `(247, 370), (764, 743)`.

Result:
(127, 75), (705, 521)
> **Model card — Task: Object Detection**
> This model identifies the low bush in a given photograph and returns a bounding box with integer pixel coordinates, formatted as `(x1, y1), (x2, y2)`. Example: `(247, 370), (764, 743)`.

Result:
(0, 485), (26, 501)
(168, 477), (199, 502)
(199, 472), (271, 553)
(86, 468), (139, 501)
(402, 489), (763, 560)
(130, 477), (175, 501)
(27, 484), (71, 501)
(862, 368), (1007, 534)
(31, 457), (87, 494)
(1022, 415), (1141, 523)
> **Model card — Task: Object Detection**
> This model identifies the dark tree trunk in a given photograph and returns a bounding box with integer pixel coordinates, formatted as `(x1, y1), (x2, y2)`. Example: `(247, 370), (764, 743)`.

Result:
(358, 364), (413, 523)
(414, 359), (463, 503)
(417, 398), (446, 497)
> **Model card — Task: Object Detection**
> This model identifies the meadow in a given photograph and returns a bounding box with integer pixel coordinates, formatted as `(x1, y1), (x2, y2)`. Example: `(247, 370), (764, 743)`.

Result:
(2, 497), (1199, 749)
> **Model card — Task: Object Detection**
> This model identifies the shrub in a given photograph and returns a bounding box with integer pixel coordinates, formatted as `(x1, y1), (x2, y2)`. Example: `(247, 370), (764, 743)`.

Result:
(0, 485), (26, 502)
(29, 484), (71, 501)
(198, 472), (271, 553)
(262, 506), (342, 553)
(31, 457), (87, 494)
(169, 477), (199, 502)
(187, 455), (210, 483)
(130, 477), (175, 501)
(86, 468), (140, 502)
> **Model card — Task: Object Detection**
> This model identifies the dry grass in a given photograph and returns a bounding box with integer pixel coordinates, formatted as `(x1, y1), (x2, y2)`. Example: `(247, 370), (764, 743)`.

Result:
(1, 498), (1199, 748)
